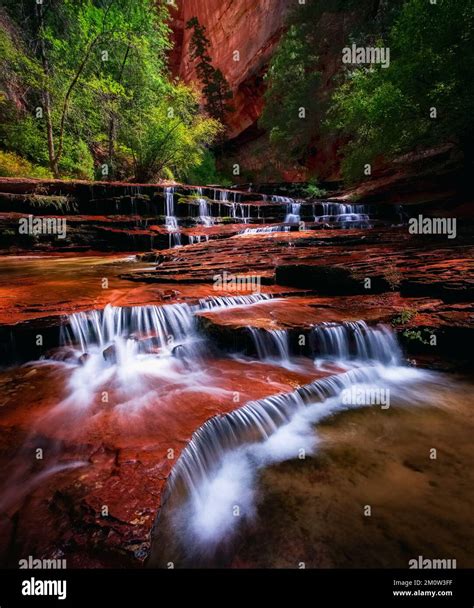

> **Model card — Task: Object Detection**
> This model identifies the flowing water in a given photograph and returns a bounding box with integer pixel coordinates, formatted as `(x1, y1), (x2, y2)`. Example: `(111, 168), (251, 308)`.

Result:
(284, 202), (302, 224)
(0, 256), (469, 569)
(150, 359), (441, 566)
(195, 188), (215, 227)
(314, 202), (371, 227)
(165, 187), (182, 247)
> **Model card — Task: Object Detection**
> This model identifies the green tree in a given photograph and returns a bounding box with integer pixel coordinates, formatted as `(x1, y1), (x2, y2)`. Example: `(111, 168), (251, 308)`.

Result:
(329, 0), (474, 182)
(1, 0), (219, 182)
(122, 84), (222, 182)
(186, 16), (233, 124)
(260, 0), (403, 164)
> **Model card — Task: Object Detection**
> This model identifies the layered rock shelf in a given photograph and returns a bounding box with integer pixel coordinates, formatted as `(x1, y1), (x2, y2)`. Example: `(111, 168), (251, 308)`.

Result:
(0, 177), (472, 569)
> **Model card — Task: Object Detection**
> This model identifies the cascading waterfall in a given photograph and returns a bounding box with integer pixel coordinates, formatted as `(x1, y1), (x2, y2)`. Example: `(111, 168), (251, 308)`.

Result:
(151, 356), (427, 563)
(248, 328), (291, 364)
(195, 187), (214, 227)
(62, 294), (274, 358)
(230, 203), (251, 223)
(314, 201), (371, 227)
(59, 297), (414, 564)
(284, 202), (301, 224)
(164, 187), (182, 247)
(61, 302), (203, 364)
(270, 196), (302, 223)
(271, 195), (294, 203)
(188, 234), (209, 245)
(57, 294), (277, 403)
(319, 202), (368, 215)
(311, 321), (401, 366)
(245, 321), (400, 368)
(199, 294), (271, 310)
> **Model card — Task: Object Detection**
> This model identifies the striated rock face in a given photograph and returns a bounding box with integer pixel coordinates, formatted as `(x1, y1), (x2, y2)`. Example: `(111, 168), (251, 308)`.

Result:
(171, 0), (293, 140)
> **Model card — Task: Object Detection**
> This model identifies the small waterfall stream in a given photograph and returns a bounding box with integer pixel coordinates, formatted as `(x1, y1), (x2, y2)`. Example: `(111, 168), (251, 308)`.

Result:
(164, 187), (182, 247)
(314, 201), (371, 227)
(248, 328), (291, 364)
(311, 321), (401, 365)
(195, 188), (214, 227)
(149, 318), (423, 565)
(284, 202), (301, 224)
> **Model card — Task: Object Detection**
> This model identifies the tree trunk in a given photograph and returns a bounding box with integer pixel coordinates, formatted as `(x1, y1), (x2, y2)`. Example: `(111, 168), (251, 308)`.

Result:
(108, 113), (116, 180)
(36, 2), (59, 178)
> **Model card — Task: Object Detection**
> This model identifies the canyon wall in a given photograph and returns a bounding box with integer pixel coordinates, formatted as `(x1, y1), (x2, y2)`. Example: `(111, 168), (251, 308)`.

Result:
(171, 0), (293, 140)
(170, 1), (348, 182)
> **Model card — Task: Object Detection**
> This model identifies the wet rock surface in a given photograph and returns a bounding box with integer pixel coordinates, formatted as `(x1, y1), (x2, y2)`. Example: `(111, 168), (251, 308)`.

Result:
(0, 178), (472, 568)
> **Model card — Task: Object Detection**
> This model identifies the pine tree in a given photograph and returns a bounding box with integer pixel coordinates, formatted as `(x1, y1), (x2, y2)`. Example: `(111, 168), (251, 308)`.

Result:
(186, 17), (233, 125)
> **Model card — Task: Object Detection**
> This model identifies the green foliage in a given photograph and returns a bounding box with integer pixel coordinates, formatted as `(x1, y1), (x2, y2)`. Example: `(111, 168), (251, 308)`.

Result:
(261, 22), (320, 159)
(260, 0), (382, 161)
(303, 179), (327, 199)
(402, 328), (434, 346)
(329, 0), (474, 182)
(0, 0), (220, 182)
(0, 150), (52, 178)
(122, 84), (222, 182)
(392, 309), (417, 326)
(186, 149), (232, 186)
(186, 17), (233, 124)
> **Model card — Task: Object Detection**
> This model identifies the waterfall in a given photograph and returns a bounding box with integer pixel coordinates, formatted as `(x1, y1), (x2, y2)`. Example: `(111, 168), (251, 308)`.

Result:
(271, 195), (294, 203)
(319, 202), (368, 215)
(269, 195), (301, 223)
(195, 188), (214, 227)
(311, 321), (401, 365)
(284, 202), (301, 223)
(248, 328), (291, 364)
(199, 293), (271, 310)
(164, 187), (182, 247)
(152, 360), (425, 562)
(245, 321), (400, 367)
(188, 234), (209, 245)
(230, 203), (251, 223)
(62, 302), (199, 359)
(62, 295), (274, 355)
(314, 202), (371, 227)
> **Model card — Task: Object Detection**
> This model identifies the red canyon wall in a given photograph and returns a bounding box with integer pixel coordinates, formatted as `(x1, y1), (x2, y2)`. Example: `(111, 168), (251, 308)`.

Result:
(170, 0), (293, 139)
(170, 0), (346, 182)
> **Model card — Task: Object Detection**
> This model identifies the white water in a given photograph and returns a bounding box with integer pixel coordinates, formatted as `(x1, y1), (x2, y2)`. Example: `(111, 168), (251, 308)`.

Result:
(161, 362), (432, 557)
(188, 234), (210, 245)
(199, 294), (272, 310)
(271, 195), (295, 204)
(58, 295), (275, 407)
(248, 328), (291, 366)
(230, 203), (251, 224)
(319, 202), (368, 215)
(194, 187), (214, 227)
(164, 187), (182, 247)
(284, 202), (301, 224)
(311, 321), (401, 366)
(314, 202), (371, 227)
(63, 295), (274, 355)
(238, 226), (290, 235)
